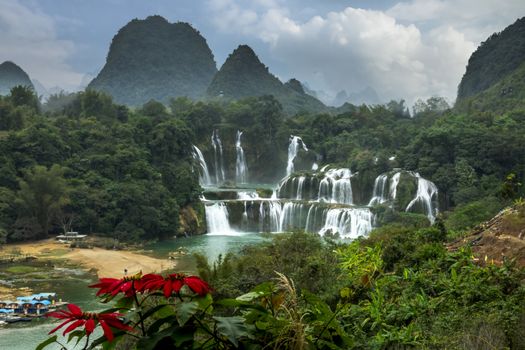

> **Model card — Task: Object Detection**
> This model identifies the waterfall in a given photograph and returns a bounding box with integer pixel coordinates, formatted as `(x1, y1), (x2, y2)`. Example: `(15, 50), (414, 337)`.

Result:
(192, 145), (212, 186)
(319, 208), (373, 239)
(369, 174), (389, 205)
(235, 130), (249, 183)
(205, 202), (238, 235)
(389, 172), (401, 201)
(296, 176), (306, 200)
(406, 173), (439, 223)
(238, 191), (259, 200)
(211, 130), (225, 184)
(286, 135), (308, 176)
(317, 168), (353, 205)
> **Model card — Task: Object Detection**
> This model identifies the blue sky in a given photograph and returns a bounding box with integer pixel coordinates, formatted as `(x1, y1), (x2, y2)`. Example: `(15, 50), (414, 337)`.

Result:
(1, 0), (524, 105)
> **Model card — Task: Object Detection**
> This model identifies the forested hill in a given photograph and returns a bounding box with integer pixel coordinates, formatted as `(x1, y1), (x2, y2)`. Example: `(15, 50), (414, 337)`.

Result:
(0, 61), (34, 96)
(457, 16), (525, 100)
(207, 45), (328, 115)
(88, 16), (217, 105)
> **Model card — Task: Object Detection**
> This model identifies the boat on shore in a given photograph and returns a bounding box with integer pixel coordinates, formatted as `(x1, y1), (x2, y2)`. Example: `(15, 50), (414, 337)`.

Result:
(0, 292), (67, 323)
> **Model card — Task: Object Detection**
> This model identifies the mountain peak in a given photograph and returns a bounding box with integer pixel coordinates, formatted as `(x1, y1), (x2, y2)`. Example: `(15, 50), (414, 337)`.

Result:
(88, 16), (217, 105)
(0, 61), (34, 95)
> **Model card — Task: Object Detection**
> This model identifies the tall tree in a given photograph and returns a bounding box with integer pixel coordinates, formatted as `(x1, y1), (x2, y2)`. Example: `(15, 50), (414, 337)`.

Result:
(16, 164), (69, 237)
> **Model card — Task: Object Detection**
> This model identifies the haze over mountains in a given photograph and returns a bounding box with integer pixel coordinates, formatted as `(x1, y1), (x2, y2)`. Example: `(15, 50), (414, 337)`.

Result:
(84, 16), (330, 114)
(3, 14), (525, 116)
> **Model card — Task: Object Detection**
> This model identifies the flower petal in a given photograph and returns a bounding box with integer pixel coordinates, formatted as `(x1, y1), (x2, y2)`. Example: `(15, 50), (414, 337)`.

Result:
(85, 318), (96, 335)
(99, 319), (114, 342)
(67, 304), (83, 316)
(62, 319), (85, 336)
(48, 319), (73, 334)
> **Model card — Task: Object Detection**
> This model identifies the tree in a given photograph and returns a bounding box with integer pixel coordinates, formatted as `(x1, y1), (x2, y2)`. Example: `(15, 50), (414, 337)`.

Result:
(15, 164), (69, 237)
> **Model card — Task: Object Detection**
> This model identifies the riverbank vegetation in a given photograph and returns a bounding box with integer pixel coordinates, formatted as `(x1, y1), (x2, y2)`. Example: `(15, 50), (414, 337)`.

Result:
(38, 229), (525, 349)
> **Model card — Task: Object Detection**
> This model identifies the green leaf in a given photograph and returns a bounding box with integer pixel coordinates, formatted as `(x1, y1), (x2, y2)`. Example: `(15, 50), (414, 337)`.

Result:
(36, 335), (57, 350)
(197, 293), (213, 313)
(236, 291), (263, 302)
(176, 301), (199, 326)
(114, 296), (134, 309)
(213, 316), (250, 347)
(137, 326), (177, 350)
(67, 329), (86, 346)
(147, 315), (177, 335)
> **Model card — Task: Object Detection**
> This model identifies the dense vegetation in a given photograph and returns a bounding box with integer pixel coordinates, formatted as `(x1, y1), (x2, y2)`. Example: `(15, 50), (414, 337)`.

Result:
(457, 17), (525, 100)
(39, 228), (525, 349)
(88, 16), (217, 105)
(0, 88), (203, 243)
(0, 82), (524, 243)
(0, 61), (34, 96)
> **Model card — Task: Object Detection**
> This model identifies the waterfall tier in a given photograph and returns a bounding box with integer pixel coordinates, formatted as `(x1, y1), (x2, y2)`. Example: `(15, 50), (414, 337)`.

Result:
(204, 199), (372, 239)
(235, 130), (249, 184)
(211, 130), (225, 184)
(286, 135), (308, 176)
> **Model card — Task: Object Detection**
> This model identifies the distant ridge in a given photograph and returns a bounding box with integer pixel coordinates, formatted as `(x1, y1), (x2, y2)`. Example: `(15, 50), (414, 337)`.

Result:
(207, 45), (327, 115)
(457, 17), (525, 101)
(0, 61), (34, 95)
(88, 15), (217, 105)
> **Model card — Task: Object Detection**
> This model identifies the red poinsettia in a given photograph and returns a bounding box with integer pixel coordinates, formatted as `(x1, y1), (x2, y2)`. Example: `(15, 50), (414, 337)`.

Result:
(89, 272), (143, 297)
(46, 304), (134, 341)
(141, 273), (211, 297)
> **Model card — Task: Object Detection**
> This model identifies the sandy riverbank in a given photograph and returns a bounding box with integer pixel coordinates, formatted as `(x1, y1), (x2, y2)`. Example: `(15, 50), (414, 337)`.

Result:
(1, 239), (172, 278)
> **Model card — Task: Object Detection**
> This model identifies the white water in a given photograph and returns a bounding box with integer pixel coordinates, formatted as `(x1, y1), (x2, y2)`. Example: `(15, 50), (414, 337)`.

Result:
(368, 174), (389, 205)
(286, 135), (308, 176)
(235, 130), (249, 184)
(205, 202), (238, 235)
(192, 145), (212, 186)
(389, 172), (401, 201)
(211, 130), (225, 184)
(406, 173), (439, 223)
(252, 200), (373, 238)
(237, 191), (259, 200)
(279, 167), (353, 205)
(319, 207), (373, 239)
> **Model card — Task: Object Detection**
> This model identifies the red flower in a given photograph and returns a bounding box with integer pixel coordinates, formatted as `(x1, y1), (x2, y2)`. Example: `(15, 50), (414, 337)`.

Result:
(89, 272), (143, 298)
(141, 273), (211, 297)
(46, 304), (134, 341)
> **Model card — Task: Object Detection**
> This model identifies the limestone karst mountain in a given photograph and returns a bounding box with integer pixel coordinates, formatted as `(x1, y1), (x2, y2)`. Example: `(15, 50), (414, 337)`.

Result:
(88, 15), (217, 105)
(0, 61), (34, 96)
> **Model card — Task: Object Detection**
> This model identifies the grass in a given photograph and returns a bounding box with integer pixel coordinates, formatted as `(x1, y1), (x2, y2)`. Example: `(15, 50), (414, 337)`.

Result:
(4, 265), (40, 274)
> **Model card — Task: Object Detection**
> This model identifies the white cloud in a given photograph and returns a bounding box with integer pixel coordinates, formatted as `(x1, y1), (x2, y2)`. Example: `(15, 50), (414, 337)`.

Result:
(207, 0), (525, 105)
(0, 0), (84, 91)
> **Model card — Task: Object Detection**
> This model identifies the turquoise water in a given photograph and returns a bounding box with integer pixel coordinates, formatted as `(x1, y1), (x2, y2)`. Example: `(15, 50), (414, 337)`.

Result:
(0, 233), (267, 349)
(147, 232), (269, 263)
(0, 271), (103, 350)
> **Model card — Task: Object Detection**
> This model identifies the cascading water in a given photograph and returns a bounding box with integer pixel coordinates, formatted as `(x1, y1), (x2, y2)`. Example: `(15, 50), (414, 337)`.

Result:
(235, 130), (249, 183)
(368, 174), (389, 205)
(279, 167), (353, 205)
(406, 173), (439, 223)
(205, 202), (238, 236)
(389, 172), (401, 201)
(211, 130), (225, 184)
(319, 208), (373, 239)
(192, 145), (212, 186)
(201, 133), (439, 236)
(286, 135), (308, 176)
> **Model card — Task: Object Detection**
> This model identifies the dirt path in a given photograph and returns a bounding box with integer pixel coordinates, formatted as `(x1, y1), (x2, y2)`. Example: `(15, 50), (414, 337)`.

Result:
(1, 239), (172, 278)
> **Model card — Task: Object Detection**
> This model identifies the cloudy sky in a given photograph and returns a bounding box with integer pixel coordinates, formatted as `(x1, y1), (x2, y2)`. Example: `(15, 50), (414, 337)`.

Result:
(1, 0), (524, 105)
